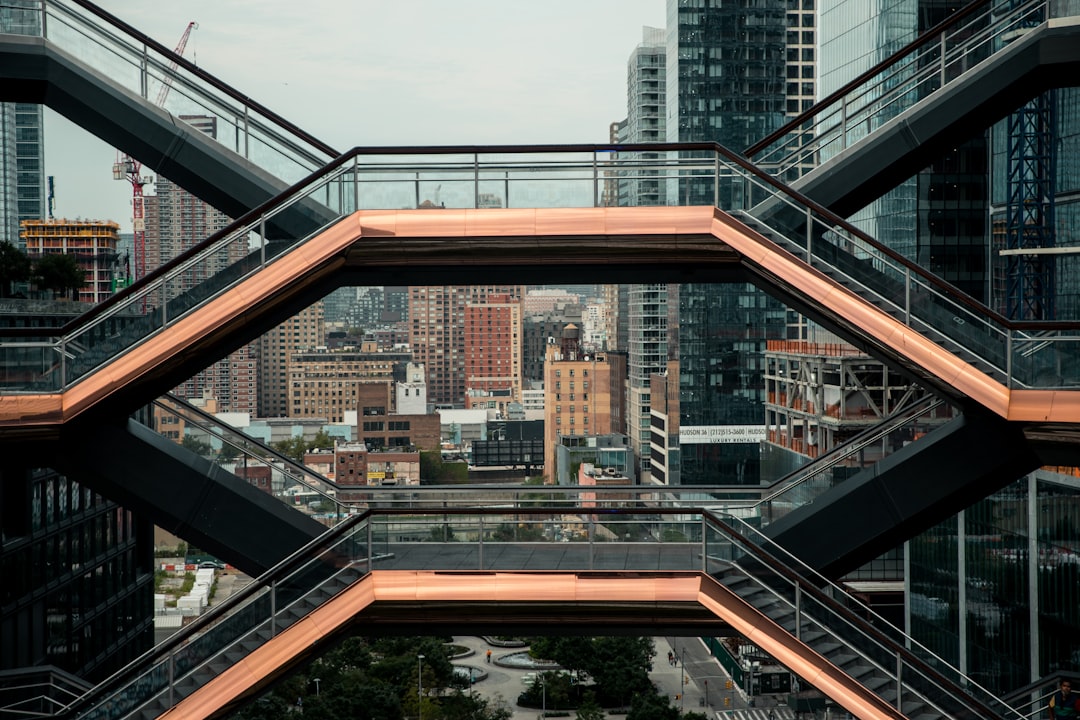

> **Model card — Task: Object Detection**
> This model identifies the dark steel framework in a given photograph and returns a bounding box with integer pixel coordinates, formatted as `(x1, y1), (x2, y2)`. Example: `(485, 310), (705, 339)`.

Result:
(1005, 92), (1057, 320)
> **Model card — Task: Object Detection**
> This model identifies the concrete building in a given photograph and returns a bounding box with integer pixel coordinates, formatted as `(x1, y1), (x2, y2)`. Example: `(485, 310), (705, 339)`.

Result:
(408, 285), (523, 407)
(464, 292), (522, 405)
(396, 362), (427, 415)
(542, 325), (627, 482)
(356, 381), (440, 451)
(287, 344), (411, 423)
(257, 303), (325, 417)
(144, 115), (256, 414)
(20, 219), (118, 303)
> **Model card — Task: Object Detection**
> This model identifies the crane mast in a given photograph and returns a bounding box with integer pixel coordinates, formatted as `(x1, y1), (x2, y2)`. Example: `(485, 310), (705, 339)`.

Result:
(113, 21), (197, 284)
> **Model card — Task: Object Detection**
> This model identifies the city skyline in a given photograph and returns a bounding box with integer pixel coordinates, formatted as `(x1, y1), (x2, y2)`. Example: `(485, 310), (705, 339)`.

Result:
(43, 0), (665, 234)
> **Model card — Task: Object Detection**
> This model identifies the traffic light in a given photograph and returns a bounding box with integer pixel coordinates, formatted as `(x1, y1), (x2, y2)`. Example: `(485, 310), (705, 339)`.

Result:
(724, 697), (731, 707)
(675, 694), (681, 701)
(725, 679), (733, 690)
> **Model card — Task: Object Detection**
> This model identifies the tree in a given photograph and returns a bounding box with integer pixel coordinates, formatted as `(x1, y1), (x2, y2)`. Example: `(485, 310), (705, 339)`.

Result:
(0, 241), (31, 298)
(273, 432), (337, 464)
(626, 690), (681, 720)
(34, 253), (85, 300)
(181, 434), (213, 457)
(575, 692), (606, 720)
(529, 636), (654, 707)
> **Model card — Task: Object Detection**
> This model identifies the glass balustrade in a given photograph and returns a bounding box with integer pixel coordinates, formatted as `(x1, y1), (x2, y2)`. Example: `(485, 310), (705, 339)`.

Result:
(748, 0), (1056, 180)
(2, 146), (1077, 400)
(64, 507), (1024, 719)
(149, 394), (354, 523)
(29, 0), (336, 182)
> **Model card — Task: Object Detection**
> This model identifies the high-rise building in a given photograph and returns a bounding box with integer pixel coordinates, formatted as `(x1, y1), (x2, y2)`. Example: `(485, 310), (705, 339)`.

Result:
(408, 285), (522, 407)
(257, 303), (326, 417)
(618, 26), (666, 207)
(0, 5), (44, 249)
(663, 0), (791, 485)
(542, 325), (626, 481)
(143, 116), (256, 413)
(812, 0), (1080, 692)
(464, 293), (522, 409)
(522, 305), (584, 384)
(626, 283), (671, 479)
(21, 219), (119, 304)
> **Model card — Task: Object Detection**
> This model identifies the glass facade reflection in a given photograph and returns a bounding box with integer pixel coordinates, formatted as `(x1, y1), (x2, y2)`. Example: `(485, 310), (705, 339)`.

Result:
(0, 467), (154, 681)
(909, 471), (1080, 694)
(665, 0), (789, 485)
(0, 1), (45, 249)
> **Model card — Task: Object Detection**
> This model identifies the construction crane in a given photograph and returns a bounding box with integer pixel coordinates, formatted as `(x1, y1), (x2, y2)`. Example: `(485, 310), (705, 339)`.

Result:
(113, 21), (198, 284)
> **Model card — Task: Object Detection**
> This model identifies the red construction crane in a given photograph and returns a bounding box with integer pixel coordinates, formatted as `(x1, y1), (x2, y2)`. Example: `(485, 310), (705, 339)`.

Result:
(113, 21), (198, 284)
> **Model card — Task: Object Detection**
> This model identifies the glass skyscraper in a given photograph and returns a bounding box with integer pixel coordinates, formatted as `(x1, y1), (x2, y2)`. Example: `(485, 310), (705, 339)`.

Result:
(0, 2), (45, 248)
(818, 0), (1080, 691)
(665, 0), (788, 485)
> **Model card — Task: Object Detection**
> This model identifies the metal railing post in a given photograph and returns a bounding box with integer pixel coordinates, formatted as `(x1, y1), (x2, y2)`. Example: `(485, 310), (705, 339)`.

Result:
(904, 267), (912, 325)
(700, 517), (707, 571)
(39, 0), (46, 38)
(242, 107), (250, 159)
(714, 155), (721, 209)
(895, 652), (904, 710)
(167, 653), (175, 706)
(592, 152), (599, 208)
(59, 338), (66, 388)
(805, 207), (814, 261)
(353, 157), (359, 212)
(794, 585), (802, 641)
(939, 32), (947, 87)
(840, 97), (848, 150)
(1006, 332), (1013, 388)
(259, 216), (267, 265)
(270, 581), (277, 637)
(478, 516), (484, 570)
(475, 153), (481, 209)
(367, 519), (373, 569)
(588, 520), (595, 571)
(140, 46), (148, 100)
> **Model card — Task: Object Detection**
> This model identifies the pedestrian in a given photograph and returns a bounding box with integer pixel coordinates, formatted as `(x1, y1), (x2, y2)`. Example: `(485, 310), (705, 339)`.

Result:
(1049, 679), (1080, 718)
(486, 649), (492, 664)
(668, 651), (673, 666)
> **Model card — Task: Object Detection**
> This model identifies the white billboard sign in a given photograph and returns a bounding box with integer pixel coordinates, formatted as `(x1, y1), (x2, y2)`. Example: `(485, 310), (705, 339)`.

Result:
(679, 425), (767, 444)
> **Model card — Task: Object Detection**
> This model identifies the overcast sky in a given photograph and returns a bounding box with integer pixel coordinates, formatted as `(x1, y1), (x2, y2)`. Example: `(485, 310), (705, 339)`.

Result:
(45, 0), (666, 232)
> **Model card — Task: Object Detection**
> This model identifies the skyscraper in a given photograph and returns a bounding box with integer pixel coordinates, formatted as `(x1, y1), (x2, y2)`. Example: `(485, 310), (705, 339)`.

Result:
(143, 115), (257, 413)
(664, 0), (790, 485)
(408, 285), (523, 407)
(0, 3), (45, 248)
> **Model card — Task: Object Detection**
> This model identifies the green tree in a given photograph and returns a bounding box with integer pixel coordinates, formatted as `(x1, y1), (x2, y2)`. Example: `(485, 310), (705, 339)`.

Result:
(529, 636), (654, 708)
(273, 431), (337, 463)
(218, 441), (242, 462)
(272, 435), (309, 463)
(181, 434), (213, 457)
(626, 690), (681, 720)
(575, 692), (606, 720)
(0, 241), (31, 297)
(34, 253), (85, 300)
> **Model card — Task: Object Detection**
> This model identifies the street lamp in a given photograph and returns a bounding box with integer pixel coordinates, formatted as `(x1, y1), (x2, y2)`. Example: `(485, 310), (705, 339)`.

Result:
(313, 677), (320, 696)
(418, 654), (425, 720)
(540, 671), (546, 719)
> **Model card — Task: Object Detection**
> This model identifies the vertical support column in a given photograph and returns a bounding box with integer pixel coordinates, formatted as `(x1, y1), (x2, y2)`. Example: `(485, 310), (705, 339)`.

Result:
(1027, 472), (1040, 683)
(957, 509), (968, 677)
